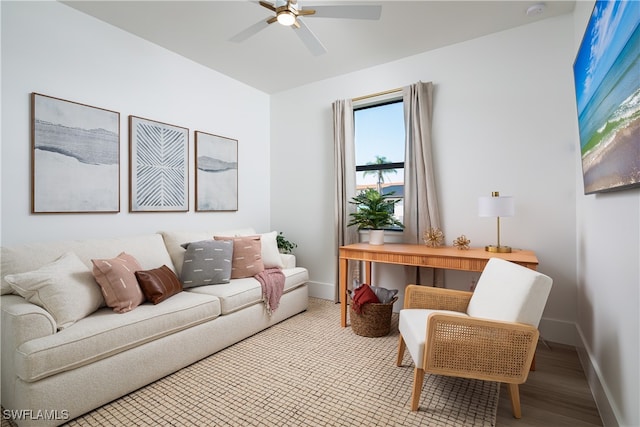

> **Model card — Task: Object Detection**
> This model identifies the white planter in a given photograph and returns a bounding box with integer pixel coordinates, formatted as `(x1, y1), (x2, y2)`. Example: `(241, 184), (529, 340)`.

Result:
(368, 229), (385, 245)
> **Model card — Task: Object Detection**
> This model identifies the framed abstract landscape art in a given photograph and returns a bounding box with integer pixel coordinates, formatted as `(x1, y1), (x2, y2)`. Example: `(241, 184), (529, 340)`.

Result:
(572, 0), (640, 194)
(129, 116), (189, 212)
(195, 131), (238, 211)
(31, 93), (120, 213)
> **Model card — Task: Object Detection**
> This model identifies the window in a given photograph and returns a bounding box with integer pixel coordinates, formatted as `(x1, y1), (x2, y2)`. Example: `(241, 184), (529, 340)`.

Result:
(353, 98), (405, 228)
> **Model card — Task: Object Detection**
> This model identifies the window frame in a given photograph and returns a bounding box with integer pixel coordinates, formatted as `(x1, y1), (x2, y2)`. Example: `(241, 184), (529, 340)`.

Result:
(353, 96), (405, 231)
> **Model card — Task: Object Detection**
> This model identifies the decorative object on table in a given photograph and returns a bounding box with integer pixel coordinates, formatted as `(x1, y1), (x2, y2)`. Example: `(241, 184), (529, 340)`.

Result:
(347, 188), (403, 245)
(348, 283), (398, 337)
(423, 227), (444, 248)
(453, 235), (471, 250)
(276, 232), (297, 254)
(478, 191), (515, 253)
(195, 131), (238, 211)
(572, 0), (640, 195)
(31, 93), (120, 213)
(129, 116), (188, 212)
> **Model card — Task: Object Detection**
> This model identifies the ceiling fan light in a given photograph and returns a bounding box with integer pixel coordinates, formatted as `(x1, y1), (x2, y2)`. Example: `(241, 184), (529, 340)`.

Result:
(277, 11), (296, 26)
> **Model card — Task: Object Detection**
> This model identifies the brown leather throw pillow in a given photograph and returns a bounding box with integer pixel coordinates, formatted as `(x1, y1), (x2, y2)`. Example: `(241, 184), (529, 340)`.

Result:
(135, 265), (183, 304)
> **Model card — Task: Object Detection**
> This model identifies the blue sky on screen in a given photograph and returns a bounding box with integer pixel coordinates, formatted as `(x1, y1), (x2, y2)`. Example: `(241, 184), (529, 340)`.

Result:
(573, 0), (639, 114)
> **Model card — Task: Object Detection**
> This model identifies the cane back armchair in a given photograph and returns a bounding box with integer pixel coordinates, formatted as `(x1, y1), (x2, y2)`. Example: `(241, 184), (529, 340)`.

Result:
(396, 257), (553, 418)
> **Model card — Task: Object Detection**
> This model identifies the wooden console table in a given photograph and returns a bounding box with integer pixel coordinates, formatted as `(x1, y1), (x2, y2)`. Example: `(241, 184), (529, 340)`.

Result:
(339, 243), (539, 327)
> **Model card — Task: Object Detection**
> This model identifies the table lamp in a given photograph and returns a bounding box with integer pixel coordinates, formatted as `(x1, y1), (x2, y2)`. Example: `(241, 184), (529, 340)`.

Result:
(478, 191), (515, 253)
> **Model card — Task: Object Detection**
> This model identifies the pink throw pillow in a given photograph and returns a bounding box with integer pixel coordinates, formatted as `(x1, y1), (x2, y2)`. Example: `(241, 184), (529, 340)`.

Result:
(92, 252), (145, 313)
(214, 235), (265, 279)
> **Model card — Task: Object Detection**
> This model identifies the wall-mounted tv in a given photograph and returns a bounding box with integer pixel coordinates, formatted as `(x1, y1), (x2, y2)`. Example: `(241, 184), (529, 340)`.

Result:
(572, 0), (639, 194)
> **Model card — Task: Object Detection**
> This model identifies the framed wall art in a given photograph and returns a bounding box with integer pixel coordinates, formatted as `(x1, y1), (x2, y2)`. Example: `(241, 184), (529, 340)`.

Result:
(195, 131), (238, 211)
(31, 93), (120, 213)
(129, 116), (188, 212)
(573, 0), (640, 194)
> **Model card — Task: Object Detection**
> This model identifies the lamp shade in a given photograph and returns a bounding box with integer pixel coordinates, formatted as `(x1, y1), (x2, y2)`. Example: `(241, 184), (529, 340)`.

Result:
(478, 194), (515, 217)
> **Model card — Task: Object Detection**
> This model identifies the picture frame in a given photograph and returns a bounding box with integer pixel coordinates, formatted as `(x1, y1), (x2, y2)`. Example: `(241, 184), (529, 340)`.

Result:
(572, 0), (640, 194)
(129, 116), (189, 212)
(31, 93), (120, 213)
(195, 131), (238, 211)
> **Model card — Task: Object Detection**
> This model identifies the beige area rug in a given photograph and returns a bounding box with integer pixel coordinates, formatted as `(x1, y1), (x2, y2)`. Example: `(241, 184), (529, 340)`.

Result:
(5, 298), (499, 427)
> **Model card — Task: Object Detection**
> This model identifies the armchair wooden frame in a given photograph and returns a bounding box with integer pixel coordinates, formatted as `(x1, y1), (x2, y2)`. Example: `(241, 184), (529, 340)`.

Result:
(397, 285), (539, 418)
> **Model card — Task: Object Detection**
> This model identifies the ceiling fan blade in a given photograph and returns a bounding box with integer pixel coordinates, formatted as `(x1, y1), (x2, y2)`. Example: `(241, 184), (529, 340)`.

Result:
(307, 5), (382, 20)
(258, 0), (276, 13)
(297, 9), (316, 17)
(229, 19), (270, 43)
(293, 19), (326, 56)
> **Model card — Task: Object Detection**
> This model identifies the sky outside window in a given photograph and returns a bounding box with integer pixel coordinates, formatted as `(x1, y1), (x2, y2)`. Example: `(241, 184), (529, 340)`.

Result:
(354, 101), (405, 187)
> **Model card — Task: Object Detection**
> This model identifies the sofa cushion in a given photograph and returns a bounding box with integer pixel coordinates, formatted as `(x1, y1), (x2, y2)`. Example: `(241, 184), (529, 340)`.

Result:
(180, 239), (233, 287)
(136, 265), (183, 304)
(186, 267), (309, 314)
(159, 228), (256, 277)
(214, 236), (264, 279)
(4, 252), (104, 330)
(2, 234), (175, 295)
(92, 253), (145, 313)
(15, 292), (221, 383)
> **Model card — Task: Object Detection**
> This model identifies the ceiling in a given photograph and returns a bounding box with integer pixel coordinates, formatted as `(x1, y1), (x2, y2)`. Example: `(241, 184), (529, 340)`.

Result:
(62, 1), (576, 94)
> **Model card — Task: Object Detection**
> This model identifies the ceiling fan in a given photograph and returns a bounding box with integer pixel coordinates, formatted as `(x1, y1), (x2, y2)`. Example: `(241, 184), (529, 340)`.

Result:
(229, 0), (382, 56)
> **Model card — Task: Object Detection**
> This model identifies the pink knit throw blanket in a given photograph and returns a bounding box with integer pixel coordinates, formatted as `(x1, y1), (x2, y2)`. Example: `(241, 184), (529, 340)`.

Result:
(254, 268), (285, 315)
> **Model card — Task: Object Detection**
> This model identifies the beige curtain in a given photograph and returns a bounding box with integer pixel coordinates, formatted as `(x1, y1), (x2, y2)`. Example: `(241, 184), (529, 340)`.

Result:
(403, 81), (444, 287)
(332, 99), (359, 302)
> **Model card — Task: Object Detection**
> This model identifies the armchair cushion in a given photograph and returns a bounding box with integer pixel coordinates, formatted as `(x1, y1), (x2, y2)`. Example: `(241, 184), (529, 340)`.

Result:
(466, 258), (552, 327)
(398, 309), (468, 365)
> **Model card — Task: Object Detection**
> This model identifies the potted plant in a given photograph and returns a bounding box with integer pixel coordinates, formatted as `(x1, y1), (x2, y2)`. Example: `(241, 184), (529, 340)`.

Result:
(276, 232), (297, 254)
(347, 188), (403, 245)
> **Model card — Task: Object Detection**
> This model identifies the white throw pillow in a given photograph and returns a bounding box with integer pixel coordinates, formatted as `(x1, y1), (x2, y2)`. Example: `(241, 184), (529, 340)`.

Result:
(4, 252), (104, 330)
(260, 231), (284, 269)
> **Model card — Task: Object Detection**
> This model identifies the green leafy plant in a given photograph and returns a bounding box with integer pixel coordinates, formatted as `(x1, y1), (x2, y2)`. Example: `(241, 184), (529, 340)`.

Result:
(276, 232), (297, 254)
(347, 188), (404, 230)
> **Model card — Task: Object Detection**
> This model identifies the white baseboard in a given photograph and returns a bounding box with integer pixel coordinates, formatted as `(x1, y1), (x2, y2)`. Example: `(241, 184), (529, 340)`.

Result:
(575, 327), (620, 427)
(308, 281), (336, 301)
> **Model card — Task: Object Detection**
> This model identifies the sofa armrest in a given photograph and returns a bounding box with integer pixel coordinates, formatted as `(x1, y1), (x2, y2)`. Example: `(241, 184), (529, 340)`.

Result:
(403, 284), (472, 311)
(1, 295), (56, 409)
(280, 254), (296, 269)
(1, 295), (56, 349)
(424, 313), (539, 384)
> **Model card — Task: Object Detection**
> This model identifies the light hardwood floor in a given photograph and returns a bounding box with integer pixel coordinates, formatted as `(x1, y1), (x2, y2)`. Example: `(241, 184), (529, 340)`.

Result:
(496, 342), (603, 426)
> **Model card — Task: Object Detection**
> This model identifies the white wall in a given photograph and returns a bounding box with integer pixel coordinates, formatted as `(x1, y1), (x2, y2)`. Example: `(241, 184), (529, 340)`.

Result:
(272, 14), (578, 343)
(1, 1), (271, 246)
(573, 3), (640, 427)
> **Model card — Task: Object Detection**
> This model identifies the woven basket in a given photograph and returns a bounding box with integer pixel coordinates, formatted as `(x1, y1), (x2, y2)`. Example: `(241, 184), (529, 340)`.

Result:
(350, 296), (398, 337)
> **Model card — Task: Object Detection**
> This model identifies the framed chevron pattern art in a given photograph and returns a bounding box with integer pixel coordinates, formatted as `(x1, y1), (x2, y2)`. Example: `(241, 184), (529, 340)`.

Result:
(129, 116), (188, 212)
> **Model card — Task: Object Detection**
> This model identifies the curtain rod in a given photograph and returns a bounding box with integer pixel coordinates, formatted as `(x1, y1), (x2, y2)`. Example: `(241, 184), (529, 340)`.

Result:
(351, 87), (403, 102)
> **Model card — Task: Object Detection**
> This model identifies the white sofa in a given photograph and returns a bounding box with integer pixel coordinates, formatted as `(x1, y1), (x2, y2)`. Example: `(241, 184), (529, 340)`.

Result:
(0, 229), (309, 427)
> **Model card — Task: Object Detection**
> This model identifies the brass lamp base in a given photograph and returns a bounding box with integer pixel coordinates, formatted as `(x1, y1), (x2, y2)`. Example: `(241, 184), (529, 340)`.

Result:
(485, 245), (512, 253)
